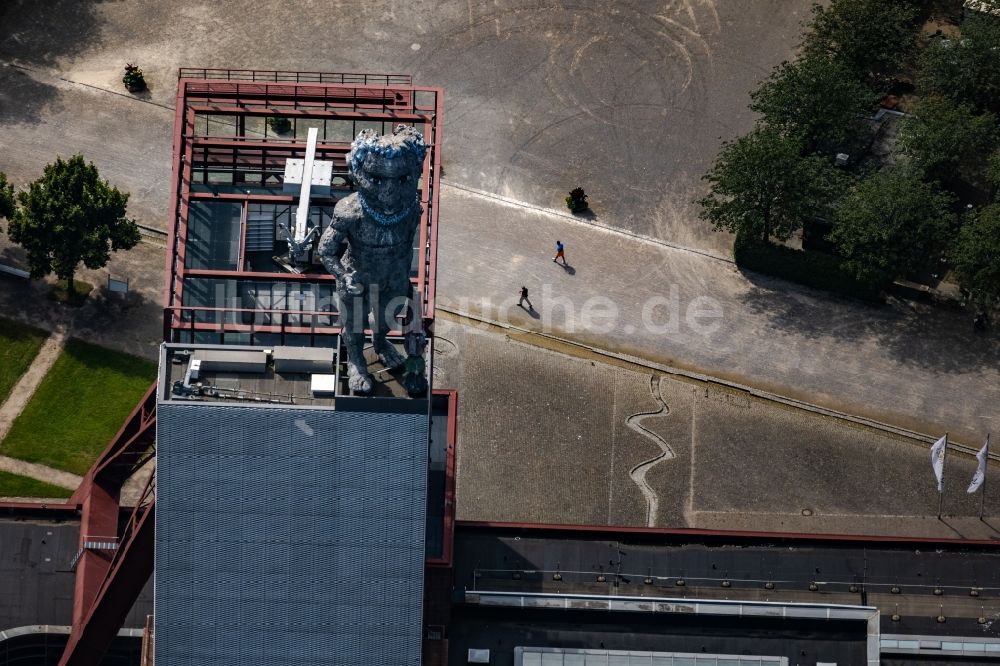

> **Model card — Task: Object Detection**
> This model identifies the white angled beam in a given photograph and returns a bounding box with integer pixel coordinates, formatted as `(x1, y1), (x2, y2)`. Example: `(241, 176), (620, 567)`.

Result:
(295, 127), (319, 243)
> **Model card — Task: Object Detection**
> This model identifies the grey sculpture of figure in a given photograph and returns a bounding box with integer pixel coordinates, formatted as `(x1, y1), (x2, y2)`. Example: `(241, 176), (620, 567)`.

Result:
(317, 125), (426, 394)
(402, 316), (428, 397)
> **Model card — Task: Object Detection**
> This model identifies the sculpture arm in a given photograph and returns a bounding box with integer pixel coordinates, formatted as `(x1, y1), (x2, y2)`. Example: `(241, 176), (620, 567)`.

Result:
(316, 220), (362, 294)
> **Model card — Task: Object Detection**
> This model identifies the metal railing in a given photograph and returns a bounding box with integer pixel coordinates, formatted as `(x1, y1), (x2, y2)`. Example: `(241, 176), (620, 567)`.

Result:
(69, 537), (119, 571)
(178, 68), (411, 86)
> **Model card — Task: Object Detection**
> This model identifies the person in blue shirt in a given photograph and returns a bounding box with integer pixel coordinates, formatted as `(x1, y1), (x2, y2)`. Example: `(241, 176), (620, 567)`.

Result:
(553, 240), (567, 266)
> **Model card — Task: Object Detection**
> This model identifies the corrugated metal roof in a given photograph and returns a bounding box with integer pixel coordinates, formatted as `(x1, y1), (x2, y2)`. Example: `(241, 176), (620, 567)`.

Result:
(155, 403), (428, 666)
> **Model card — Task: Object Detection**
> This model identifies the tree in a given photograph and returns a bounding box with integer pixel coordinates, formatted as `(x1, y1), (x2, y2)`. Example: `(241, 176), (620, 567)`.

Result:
(830, 165), (954, 285)
(8, 155), (140, 298)
(989, 149), (1000, 195)
(952, 204), (1000, 305)
(898, 94), (999, 187)
(917, 13), (1000, 112)
(698, 126), (847, 243)
(750, 54), (877, 154)
(0, 173), (13, 226)
(800, 0), (920, 80)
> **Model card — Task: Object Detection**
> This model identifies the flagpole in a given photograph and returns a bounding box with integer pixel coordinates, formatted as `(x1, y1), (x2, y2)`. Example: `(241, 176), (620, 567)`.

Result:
(938, 432), (948, 519)
(981, 434), (990, 520)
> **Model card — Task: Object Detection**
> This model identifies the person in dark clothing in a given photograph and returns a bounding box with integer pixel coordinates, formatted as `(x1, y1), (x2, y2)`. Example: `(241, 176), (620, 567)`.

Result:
(518, 286), (533, 310)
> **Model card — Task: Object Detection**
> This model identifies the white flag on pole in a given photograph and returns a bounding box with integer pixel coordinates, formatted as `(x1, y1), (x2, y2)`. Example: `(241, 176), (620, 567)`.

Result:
(968, 435), (990, 494)
(931, 434), (947, 492)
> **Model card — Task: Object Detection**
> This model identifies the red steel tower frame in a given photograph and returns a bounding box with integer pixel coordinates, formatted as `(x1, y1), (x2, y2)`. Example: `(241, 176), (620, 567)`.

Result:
(33, 69), (453, 666)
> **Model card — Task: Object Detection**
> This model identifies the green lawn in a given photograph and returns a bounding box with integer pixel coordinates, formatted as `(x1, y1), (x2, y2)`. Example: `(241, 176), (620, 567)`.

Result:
(0, 470), (71, 498)
(0, 317), (48, 405)
(0, 339), (156, 475)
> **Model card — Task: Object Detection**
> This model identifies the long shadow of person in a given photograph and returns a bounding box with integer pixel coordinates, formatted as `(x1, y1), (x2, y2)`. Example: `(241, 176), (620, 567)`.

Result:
(560, 263), (576, 276)
(519, 303), (541, 319)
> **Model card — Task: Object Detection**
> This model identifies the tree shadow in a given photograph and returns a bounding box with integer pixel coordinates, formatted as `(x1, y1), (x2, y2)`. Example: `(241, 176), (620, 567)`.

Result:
(0, 244), (27, 267)
(737, 268), (1000, 375)
(0, 1), (107, 68)
(70, 286), (162, 360)
(0, 65), (66, 128)
(0, 0), (107, 126)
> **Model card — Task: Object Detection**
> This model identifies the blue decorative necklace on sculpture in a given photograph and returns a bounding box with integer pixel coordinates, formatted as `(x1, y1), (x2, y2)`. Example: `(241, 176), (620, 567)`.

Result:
(359, 194), (419, 226)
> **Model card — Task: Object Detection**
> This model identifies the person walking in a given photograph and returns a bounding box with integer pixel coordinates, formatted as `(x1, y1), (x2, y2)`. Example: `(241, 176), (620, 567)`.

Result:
(553, 240), (567, 266)
(518, 286), (533, 310)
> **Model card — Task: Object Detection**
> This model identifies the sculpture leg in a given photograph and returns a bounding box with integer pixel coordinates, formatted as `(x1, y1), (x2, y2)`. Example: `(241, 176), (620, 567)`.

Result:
(339, 288), (373, 394)
(371, 280), (408, 370)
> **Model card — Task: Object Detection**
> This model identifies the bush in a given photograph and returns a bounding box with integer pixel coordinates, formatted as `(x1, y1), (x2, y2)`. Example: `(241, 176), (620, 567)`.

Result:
(267, 116), (292, 134)
(122, 63), (145, 91)
(565, 187), (588, 213)
(733, 229), (882, 301)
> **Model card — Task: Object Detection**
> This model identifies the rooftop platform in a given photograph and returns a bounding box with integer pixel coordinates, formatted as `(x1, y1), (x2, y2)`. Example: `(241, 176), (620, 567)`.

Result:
(159, 341), (422, 406)
(164, 69), (442, 347)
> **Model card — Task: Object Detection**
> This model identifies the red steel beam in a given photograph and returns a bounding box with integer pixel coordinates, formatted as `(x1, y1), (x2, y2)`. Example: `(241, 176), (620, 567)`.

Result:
(427, 389), (457, 567)
(191, 137), (353, 152)
(68, 482), (119, 644)
(423, 390), (458, 666)
(70, 384), (157, 505)
(59, 386), (157, 666)
(164, 79), (188, 318)
(59, 493), (155, 666)
(425, 95), (442, 314)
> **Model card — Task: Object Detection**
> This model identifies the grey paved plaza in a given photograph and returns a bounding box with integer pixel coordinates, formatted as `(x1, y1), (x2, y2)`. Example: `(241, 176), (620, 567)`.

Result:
(0, 0), (809, 252)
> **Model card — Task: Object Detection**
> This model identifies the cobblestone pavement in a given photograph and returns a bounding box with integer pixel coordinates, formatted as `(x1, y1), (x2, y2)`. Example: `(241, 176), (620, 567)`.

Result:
(435, 319), (1000, 539)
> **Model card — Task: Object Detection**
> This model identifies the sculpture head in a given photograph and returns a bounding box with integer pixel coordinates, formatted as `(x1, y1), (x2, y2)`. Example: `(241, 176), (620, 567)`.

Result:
(349, 125), (426, 225)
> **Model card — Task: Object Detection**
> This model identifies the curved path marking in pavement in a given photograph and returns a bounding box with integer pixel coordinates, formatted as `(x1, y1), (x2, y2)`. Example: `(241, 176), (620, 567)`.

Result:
(627, 375), (675, 527)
